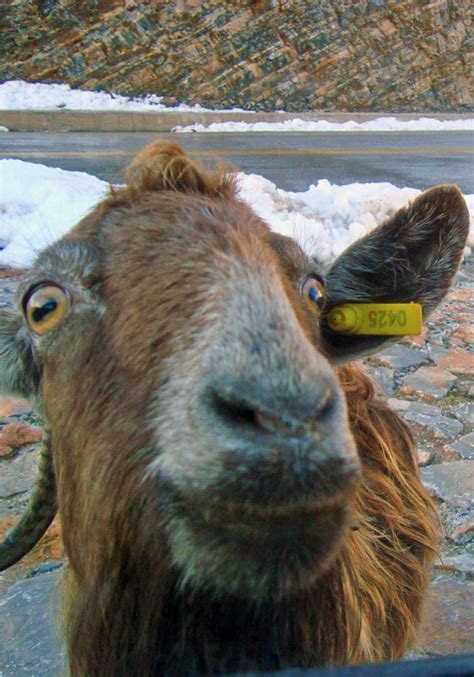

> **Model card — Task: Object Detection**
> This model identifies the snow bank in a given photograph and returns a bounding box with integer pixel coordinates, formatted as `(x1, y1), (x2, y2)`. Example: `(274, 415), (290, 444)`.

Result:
(175, 116), (474, 133)
(2, 82), (472, 134)
(237, 173), (473, 265)
(0, 80), (245, 113)
(0, 160), (472, 269)
(0, 161), (108, 267)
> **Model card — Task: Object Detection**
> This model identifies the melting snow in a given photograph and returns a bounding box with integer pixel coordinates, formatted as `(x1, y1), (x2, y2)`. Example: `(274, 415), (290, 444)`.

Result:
(175, 117), (474, 133)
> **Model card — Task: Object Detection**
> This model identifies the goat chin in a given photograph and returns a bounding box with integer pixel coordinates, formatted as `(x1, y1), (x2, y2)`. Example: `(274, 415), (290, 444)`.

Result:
(164, 500), (356, 601)
(147, 425), (361, 600)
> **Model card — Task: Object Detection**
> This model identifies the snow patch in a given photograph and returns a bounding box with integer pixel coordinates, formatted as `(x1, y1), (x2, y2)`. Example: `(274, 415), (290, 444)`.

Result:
(175, 116), (474, 133)
(0, 161), (108, 267)
(0, 80), (246, 113)
(237, 174), (473, 266)
(0, 161), (472, 269)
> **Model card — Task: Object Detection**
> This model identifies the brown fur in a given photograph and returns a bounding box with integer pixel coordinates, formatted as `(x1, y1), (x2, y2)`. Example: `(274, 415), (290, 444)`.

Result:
(59, 365), (437, 675)
(11, 142), (453, 675)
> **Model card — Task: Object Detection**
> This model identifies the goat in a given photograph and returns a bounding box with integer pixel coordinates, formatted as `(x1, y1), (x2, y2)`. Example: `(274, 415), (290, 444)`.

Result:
(0, 142), (469, 675)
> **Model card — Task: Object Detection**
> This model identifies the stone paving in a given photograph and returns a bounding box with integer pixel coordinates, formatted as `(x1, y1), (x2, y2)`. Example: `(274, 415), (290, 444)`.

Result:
(0, 259), (472, 673)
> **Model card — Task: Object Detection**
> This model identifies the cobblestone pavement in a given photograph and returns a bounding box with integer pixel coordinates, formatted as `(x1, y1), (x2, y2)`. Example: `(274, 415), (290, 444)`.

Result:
(0, 259), (472, 673)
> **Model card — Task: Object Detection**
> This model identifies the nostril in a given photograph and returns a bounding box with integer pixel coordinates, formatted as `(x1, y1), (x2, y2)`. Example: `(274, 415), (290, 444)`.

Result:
(206, 384), (338, 439)
(209, 390), (261, 431)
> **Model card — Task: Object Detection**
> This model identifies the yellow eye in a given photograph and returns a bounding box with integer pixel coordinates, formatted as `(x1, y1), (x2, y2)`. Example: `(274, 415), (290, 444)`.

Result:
(25, 285), (69, 335)
(301, 275), (326, 317)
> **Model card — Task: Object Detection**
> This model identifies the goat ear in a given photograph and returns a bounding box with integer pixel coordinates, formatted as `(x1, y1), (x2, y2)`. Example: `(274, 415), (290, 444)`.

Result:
(0, 310), (39, 398)
(125, 141), (235, 199)
(321, 185), (470, 362)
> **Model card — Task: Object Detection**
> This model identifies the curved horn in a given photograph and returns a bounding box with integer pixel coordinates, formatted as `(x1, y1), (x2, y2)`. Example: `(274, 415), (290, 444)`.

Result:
(0, 429), (57, 571)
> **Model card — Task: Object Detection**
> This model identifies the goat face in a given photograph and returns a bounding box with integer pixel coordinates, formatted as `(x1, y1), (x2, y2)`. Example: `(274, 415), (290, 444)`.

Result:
(143, 204), (360, 600)
(0, 143), (469, 606)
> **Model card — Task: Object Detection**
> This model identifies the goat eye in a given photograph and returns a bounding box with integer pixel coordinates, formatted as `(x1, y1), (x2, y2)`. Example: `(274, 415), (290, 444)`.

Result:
(24, 285), (69, 335)
(301, 275), (326, 316)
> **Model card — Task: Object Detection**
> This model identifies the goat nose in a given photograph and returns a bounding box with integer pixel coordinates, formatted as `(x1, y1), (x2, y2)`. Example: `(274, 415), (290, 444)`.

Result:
(205, 375), (338, 439)
(199, 373), (359, 507)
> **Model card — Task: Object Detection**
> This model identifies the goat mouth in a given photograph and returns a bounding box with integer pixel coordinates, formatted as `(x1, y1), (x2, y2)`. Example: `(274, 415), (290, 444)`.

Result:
(164, 495), (356, 600)
(159, 464), (359, 545)
(155, 451), (360, 519)
(152, 435), (361, 511)
(177, 499), (355, 545)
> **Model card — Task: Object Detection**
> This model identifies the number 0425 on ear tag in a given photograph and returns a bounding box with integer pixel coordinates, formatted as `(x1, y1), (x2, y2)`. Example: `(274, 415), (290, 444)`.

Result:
(327, 303), (422, 336)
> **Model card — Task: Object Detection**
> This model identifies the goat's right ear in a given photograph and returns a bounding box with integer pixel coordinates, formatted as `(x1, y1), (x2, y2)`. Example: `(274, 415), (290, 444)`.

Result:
(125, 141), (235, 199)
(320, 185), (470, 363)
(0, 310), (39, 398)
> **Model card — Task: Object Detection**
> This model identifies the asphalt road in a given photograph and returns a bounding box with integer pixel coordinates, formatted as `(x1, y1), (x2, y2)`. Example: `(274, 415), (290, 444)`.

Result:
(1, 130), (473, 193)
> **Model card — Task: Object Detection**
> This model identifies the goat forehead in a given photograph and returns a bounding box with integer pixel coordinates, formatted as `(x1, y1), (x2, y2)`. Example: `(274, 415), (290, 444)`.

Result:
(103, 196), (311, 290)
(102, 192), (266, 243)
(101, 196), (276, 283)
(73, 195), (288, 369)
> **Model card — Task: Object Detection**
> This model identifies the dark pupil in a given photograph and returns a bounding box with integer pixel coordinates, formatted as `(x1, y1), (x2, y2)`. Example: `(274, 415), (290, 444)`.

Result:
(308, 286), (318, 302)
(32, 299), (57, 323)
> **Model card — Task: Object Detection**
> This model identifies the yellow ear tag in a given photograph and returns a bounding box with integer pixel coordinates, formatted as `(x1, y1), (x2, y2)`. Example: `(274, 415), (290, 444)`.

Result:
(327, 303), (422, 335)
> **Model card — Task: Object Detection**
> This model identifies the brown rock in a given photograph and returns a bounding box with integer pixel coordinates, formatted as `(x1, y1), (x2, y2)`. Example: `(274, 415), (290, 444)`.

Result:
(445, 302), (465, 313)
(0, 397), (32, 419)
(0, 423), (43, 449)
(434, 348), (474, 375)
(450, 313), (472, 323)
(400, 367), (457, 401)
(450, 325), (474, 345)
(447, 289), (472, 302)
(435, 444), (461, 463)
(417, 449), (434, 466)
(0, 515), (63, 567)
(417, 574), (474, 655)
(0, 268), (24, 278)
(448, 519), (474, 542)
(0, 443), (13, 457)
(403, 326), (428, 348)
(379, 18), (397, 37)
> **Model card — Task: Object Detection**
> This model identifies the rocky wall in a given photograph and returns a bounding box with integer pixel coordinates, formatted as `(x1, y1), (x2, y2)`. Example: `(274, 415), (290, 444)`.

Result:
(1, 0), (472, 111)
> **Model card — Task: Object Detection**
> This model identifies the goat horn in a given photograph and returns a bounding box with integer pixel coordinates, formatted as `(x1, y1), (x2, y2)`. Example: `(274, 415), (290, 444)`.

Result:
(0, 429), (57, 571)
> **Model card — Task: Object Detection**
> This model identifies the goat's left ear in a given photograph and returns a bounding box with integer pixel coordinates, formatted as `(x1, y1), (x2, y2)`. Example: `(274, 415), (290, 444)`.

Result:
(0, 310), (40, 398)
(321, 185), (470, 362)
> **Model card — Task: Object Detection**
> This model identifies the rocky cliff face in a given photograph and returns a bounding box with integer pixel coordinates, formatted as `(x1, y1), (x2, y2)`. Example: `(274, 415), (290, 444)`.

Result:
(1, 0), (472, 112)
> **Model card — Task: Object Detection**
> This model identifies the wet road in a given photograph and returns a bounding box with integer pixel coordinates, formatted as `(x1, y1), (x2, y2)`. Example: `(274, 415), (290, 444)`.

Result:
(1, 130), (473, 193)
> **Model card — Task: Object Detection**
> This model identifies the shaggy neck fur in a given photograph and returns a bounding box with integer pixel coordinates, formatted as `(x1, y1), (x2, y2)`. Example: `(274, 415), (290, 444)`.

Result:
(67, 566), (336, 675)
